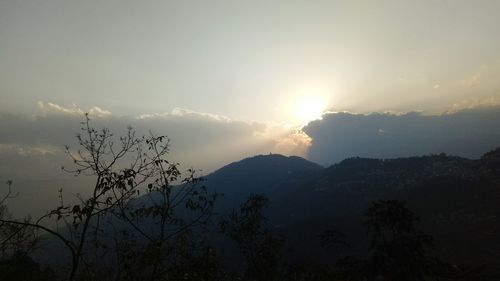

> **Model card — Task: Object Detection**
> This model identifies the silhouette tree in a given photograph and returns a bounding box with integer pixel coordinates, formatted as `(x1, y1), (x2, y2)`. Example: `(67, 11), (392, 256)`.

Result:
(0, 181), (39, 260)
(220, 194), (284, 281)
(363, 200), (435, 281)
(0, 181), (55, 280)
(0, 114), (217, 281)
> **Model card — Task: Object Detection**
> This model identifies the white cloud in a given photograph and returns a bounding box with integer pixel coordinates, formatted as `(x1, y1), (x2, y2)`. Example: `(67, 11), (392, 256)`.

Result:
(37, 101), (111, 118)
(88, 106), (112, 118)
(137, 107), (232, 123)
(170, 107), (232, 122)
(460, 74), (481, 88)
(447, 97), (500, 113)
(0, 143), (61, 156)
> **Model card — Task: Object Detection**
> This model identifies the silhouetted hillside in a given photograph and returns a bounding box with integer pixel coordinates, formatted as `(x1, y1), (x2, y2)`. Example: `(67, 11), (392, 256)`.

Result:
(205, 154), (322, 210)
(205, 148), (500, 272)
(16, 147), (500, 279)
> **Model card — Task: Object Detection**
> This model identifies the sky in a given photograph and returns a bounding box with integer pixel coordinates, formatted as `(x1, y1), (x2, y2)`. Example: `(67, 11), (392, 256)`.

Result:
(1, 0), (500, 123)
(1, 1), (500, 216)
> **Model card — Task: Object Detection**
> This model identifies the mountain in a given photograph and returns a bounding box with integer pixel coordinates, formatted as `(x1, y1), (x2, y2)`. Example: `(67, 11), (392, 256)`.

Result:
(204, 154), (323, 210)
(202, 148), (500, 270)
(30, 147), (500, 274)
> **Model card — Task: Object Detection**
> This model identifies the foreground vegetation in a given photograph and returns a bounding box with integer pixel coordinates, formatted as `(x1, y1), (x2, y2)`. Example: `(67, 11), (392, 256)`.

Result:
(1, 115), (499, 280)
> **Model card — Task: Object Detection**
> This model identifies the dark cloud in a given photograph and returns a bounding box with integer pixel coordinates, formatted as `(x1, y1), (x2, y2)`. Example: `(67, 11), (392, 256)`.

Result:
(303, 107), (500, 166)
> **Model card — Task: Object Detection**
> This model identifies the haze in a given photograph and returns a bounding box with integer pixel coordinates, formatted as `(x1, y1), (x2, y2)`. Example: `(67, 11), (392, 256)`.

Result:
(2, 1), (500, 121)
(1, 1), (500, 216)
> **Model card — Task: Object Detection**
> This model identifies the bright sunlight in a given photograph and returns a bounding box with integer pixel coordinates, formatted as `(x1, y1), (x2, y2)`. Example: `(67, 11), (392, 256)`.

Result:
(294, 95), (329, 124)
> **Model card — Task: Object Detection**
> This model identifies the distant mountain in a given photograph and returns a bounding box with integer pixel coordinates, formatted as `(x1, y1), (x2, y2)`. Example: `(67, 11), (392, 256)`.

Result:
(32, 147), (500, 274)
(203, 147), (500, 270)
(204, 154), (323, 210)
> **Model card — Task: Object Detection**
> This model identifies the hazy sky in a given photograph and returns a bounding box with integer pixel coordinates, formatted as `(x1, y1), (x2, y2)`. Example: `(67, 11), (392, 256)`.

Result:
(2, 1), (500, 217)
(1, 0), (500, 125)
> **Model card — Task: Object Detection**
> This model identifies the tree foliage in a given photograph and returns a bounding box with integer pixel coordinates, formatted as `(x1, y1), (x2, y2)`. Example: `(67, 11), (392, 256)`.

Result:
(0, 114), (217, 281)
(220, 194), (285, 281)
(363, 200), (435, 280)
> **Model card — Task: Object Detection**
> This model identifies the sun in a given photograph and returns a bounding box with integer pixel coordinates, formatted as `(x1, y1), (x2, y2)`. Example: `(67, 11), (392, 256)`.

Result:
(294, 95), (328, 125)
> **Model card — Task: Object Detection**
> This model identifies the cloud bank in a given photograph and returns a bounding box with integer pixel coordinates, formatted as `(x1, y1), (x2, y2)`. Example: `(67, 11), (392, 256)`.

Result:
(0, 102), (309, 181)
(0, 102), (311, 216)
(3, 101), (500, 217)
(303, 107), (500, 166)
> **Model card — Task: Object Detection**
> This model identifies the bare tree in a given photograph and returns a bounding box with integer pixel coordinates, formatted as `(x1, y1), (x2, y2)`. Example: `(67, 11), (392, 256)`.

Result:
(0, 181), (38, 260)
(0, 114), (217, 281)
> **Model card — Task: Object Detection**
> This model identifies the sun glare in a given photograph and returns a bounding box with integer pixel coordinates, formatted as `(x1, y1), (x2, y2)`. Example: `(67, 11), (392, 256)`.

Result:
(294, 96), (328, 125)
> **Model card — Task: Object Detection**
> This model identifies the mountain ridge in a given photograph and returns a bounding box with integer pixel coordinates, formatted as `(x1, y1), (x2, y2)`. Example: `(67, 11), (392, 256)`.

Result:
(201, 146), (500, 269)
(204, 153), (323, 210)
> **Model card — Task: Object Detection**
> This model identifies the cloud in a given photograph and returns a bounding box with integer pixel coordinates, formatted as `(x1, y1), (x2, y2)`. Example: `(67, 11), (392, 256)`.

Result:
(38, 102), (111, 118)
(0, 102), (307, 180)
(137, 107), (232, 123)
(447, 97), (500, 113)
(273, 130), (311, 157)
(0, 144), (67, 179)
(460, 74), (481, 88)
(0, 102), (312, 216)
(303, 107), (500, 166)
(0, 143), (60, 156)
